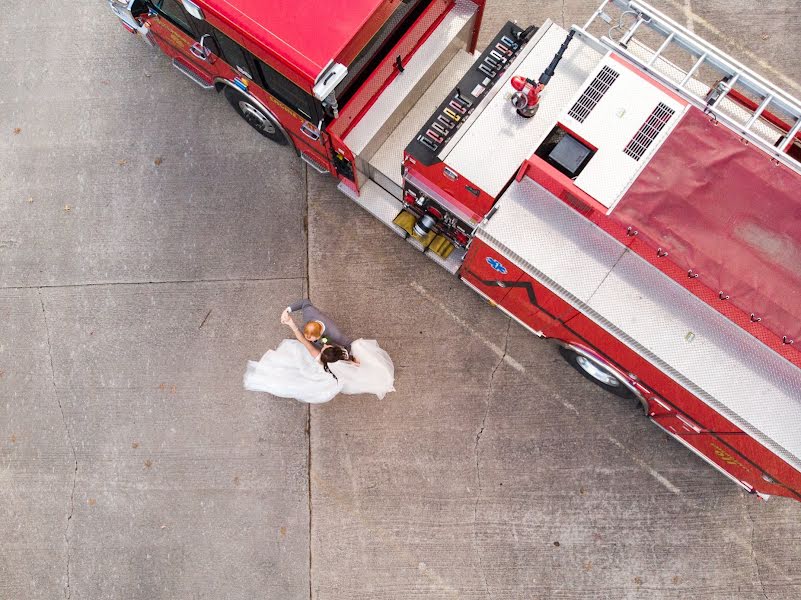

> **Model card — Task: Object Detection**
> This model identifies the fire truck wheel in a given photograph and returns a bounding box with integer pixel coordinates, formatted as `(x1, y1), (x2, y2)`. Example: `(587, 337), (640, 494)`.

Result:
(558, 346), (636, 400)
(224, 87), (288, 145)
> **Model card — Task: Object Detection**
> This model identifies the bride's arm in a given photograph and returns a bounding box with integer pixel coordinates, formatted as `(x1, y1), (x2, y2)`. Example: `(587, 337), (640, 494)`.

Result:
(282, 313), (320, 358)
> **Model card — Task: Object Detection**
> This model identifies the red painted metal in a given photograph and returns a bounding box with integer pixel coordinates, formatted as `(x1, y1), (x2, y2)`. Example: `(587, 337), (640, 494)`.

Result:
(198, 0), (393, 86)
(119, 0), (801, 502)
(468, 0), (485, 53)
(402, 155), (496, 222)
(515, 152), (801, 370)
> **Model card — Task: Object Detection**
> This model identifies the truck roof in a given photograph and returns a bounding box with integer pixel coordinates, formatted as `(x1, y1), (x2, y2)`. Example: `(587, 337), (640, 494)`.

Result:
(443, 21), (801, 357)
(206, 0), (391, 85)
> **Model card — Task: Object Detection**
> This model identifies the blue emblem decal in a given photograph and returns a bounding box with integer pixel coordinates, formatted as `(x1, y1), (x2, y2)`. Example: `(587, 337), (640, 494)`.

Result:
(486, 256), (507, 274)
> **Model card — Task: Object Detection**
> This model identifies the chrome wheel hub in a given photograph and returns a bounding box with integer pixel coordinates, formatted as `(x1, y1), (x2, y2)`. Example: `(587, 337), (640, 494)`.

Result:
(575, 355), (621, 387)
(239, 101), (275, 134)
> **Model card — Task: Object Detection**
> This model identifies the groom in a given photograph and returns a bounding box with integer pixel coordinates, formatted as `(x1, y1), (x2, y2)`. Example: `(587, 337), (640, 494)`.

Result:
(282, 299), (352, 352)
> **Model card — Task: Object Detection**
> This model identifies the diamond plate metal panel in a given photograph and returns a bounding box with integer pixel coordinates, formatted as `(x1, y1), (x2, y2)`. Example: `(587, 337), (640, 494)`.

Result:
(370, 50), (476, 188)
(479, 176), (627, 303)
(442, 22), (603, 198)
(478, 177), (801, 471)
(589, 251), (801, 469)
(333, 0), (474, 140)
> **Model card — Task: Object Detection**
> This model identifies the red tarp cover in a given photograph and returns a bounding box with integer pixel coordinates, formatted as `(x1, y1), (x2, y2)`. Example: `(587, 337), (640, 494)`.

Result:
(613, 107), (801, 342)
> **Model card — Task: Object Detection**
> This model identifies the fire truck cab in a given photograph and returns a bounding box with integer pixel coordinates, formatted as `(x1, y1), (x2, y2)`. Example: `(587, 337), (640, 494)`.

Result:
(109, 0), (801, 502)
(109, 0), (483, 179)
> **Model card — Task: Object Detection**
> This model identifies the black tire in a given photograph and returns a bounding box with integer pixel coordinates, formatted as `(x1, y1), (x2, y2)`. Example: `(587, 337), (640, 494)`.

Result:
(223, 86), (288, 145)
(558, 346), (636, 399)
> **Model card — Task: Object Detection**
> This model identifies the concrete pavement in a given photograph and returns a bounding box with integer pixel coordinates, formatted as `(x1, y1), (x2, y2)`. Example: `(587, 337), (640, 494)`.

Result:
(2, 1), (801, 599)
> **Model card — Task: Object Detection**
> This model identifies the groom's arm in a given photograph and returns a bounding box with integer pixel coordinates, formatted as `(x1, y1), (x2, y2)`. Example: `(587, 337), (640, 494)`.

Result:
(286, 299), (311, 314)
(282, 311), (320, 358)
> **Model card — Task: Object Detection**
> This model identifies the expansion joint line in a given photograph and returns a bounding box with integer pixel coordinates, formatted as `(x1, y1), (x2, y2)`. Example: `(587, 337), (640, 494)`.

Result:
(39, 289), (77, 599)
(744, 502), (768, 600)
(303, 163), (314, 600)
(473, 319), (511, 599)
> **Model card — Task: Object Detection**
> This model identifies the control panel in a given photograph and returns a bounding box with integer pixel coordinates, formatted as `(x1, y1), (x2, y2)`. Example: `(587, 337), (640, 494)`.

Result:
(405, 22), (532, 165)
(402, 179), (474, 248)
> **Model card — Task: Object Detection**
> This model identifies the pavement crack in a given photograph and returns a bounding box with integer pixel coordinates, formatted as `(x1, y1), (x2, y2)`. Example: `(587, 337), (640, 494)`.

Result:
(303, 164), (313, 600)
(745, 502), (768, 600)
(2, 275), (304, 291)
(561, 0), (566, 27)
(39, 290), (77, 600)
(473, 320), (510, 599)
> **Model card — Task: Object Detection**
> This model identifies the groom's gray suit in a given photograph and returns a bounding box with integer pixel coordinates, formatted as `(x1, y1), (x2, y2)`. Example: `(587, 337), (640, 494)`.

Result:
(287, 299), (353, 351)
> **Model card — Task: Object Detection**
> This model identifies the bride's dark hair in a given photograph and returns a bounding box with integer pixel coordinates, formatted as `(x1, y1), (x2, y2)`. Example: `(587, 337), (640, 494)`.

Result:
(320, 345), (349, 380)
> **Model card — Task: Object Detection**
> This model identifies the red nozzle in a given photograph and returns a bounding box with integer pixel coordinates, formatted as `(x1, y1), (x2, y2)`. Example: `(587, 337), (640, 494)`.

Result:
(510, 75), (543, 109)
(511, 75), (529, 92)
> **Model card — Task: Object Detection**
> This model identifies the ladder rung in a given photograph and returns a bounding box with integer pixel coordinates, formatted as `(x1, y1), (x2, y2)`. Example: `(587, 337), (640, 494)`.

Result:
(620, 16), (647, 47)
(744, 94), (774, 130)
(647, 32), (674, 66)
(783, 119), (801, 151)
(584, 0), (613, 29)
(680, 52), (707, 88)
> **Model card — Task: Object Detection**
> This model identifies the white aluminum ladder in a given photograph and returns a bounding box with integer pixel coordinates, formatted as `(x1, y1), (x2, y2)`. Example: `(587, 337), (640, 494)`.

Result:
(580, 0), (801, 174)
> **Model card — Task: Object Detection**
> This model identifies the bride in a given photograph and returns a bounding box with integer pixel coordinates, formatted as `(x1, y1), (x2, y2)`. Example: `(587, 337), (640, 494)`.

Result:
(243, 312), (395, 404)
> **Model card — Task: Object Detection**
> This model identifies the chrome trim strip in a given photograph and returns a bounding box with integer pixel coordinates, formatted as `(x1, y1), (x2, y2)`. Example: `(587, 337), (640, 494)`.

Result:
(650, 418), (768, 498)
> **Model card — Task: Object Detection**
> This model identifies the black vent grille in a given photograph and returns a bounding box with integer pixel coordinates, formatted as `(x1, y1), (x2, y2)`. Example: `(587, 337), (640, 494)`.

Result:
(568, 66), (619, 123)
(624, 102), (676, 160)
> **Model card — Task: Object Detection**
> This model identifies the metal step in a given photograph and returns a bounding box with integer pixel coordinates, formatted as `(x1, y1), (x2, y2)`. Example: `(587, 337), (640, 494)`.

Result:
(337, 179), (407, 237)
(367, 49), (477, 199)
(300, 151), (329, 175)
(171, 58), (214, 90)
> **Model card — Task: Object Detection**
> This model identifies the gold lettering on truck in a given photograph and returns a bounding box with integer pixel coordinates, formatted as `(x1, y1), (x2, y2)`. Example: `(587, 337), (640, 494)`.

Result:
(709, 442), (747, 470)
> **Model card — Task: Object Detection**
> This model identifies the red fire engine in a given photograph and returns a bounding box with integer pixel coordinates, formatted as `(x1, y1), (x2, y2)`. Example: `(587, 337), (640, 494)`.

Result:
(108, 0), (801, 501)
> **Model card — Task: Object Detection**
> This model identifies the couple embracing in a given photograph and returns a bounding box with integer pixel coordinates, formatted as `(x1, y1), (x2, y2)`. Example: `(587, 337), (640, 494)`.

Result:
(244, 299), (395, 404)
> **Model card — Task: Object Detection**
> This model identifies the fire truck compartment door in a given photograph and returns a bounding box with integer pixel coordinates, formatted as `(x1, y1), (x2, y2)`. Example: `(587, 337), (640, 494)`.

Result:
(461, 238), (526, 305)
(147, 5), (215, 83)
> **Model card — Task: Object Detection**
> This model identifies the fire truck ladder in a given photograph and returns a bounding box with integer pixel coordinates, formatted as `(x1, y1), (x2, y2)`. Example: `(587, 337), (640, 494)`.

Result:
(580, 0), (801, 175)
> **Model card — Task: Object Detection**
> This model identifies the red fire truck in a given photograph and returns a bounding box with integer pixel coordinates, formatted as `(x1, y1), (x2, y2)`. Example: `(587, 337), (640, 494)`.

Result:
(108, 0), (801, 501)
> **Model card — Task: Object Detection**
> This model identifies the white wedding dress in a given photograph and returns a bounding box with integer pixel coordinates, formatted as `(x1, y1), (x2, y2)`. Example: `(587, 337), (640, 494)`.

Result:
(244, 339), (395, 404)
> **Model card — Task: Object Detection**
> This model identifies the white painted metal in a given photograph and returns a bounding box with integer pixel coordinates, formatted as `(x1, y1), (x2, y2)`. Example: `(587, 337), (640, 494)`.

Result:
(442, 22), (604, 198)
(313, 62), (348, 100)
(559, 56), (686, 208)
(623, 40), (785, 144)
